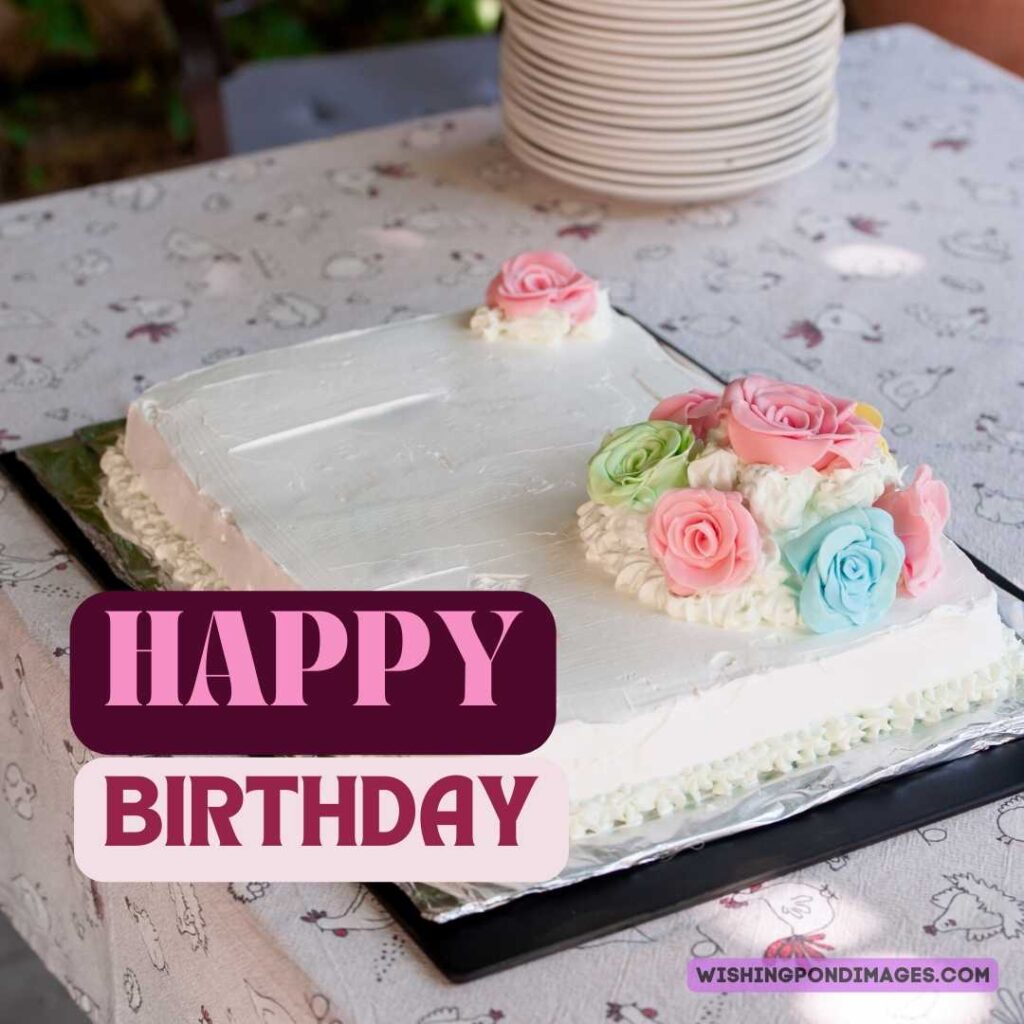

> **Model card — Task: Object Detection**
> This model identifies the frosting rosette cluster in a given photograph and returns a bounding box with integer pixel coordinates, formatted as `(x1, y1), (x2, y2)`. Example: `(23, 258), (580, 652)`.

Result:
(587, 421), (696, 510)
(648, 488), (759, 596)
(470, 250), (611, 344)
(783, 507), (905, 632)
(580, 372), (954, 634)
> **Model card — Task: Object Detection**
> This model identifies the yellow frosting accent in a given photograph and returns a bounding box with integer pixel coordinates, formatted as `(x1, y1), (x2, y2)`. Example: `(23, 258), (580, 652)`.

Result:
(856, 402), (889, 454)
(855, 402), (884, 429)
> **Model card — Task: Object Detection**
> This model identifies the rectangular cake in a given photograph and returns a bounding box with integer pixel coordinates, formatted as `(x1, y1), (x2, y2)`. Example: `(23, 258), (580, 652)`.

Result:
(103, 253), (1022, 838)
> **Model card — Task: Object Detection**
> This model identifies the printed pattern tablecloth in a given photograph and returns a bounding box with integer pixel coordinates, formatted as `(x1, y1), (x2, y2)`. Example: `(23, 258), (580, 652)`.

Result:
(0, 24), (1023, 1024)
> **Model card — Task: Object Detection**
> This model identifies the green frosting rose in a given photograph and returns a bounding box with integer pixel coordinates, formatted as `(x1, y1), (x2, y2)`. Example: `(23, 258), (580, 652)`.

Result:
(587, 420), (698, 510)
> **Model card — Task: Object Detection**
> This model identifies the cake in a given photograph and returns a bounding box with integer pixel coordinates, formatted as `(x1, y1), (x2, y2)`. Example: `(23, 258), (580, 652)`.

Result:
(101, 251), (1023, 838)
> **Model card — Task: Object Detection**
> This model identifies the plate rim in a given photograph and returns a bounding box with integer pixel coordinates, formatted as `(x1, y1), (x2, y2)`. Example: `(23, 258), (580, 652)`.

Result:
(503, 98), (837, 171)
(512, 0), (829, 34)
(502, 29), (839, 100)
(505, 0), (839, 58)
(504, 119), (836, 200)
(501, 52), (837, 123)
(504, 8), (843, 76)
(501, 77), (836, 146)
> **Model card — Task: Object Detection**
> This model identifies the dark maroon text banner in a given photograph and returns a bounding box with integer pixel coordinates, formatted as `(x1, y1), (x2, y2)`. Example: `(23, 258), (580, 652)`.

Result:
(70, 591), (556, 755)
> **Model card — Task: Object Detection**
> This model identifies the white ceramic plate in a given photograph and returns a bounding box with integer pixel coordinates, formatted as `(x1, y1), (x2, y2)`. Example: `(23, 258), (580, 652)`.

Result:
(503, 95), (837, 173)
(501, 83), (835, 149)
(522, 0), (827, 35)
(503, 30), (839, 102)
(504, 116), (836, 178)
(504, 119), (836, 200)
(501, 68), (834, 132)
(506, 114), (834, 183)
(503, 10), (842, 80)
(506, 0), (838, 58)
(547, 0), (823, 12)
(501, 47), (837, 122)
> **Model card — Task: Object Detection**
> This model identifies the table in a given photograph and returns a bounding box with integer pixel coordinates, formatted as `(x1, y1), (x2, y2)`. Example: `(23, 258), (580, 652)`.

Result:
(1, 24), (1022, 1024)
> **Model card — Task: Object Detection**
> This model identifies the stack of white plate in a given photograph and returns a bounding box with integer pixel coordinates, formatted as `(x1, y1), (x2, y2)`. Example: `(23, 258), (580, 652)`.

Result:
(501, 0), (842, 202)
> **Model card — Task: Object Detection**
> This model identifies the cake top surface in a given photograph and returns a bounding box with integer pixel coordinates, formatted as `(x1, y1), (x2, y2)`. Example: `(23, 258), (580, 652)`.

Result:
(129, 251), (994, 724)
(133, 305), (705, 595)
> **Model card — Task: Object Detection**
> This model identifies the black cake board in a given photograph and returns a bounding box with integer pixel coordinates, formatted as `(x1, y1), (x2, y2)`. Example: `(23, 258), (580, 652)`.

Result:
(3, 312), (1023, 983)
(370, 736), (1024, 981)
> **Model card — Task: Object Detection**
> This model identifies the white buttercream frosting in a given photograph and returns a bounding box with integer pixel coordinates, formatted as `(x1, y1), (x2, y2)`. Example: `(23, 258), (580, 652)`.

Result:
(689, 442), (901, 538)
(686, 445), (740, 491)
(470, 288), (612, 344)
(570, 635), (1023, 837)
(738, 462), (820, 534)
(112, 305), (1020, 839)
(809, 449), (900, 522)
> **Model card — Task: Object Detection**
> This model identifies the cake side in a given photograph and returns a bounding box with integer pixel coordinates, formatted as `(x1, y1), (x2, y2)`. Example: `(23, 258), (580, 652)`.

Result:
(544, 543), (1009, 820)
(564, 629), (1022, 836)
(124, 402), (298, 590)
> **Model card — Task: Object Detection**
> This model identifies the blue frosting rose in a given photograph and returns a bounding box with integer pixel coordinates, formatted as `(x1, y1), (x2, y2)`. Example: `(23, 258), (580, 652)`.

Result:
(783, 507), (905, 634)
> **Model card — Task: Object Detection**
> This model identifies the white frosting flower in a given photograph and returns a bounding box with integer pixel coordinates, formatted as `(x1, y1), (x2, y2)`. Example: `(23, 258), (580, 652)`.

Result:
(470, 304), (569, 343)
(811, 450), (900, 520)
(470, 289), (612, 344)
(737, 463), (820, 534)
(687, 445), (740, 491)
(574, 289), (613, 340)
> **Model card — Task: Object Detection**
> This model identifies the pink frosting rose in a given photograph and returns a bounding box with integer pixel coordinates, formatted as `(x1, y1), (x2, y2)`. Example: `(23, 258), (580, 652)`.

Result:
(485, 250), (598, 326)
(647, 488), (760, 596)
(650, 389), (722, 440)
(722, 375), (880, 473)
(874, 464), (950, 596)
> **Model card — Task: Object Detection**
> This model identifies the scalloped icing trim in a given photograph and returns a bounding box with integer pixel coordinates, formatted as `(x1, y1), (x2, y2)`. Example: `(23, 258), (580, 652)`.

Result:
(98, 437), (227, 591)
(569, 636), (1024, 839)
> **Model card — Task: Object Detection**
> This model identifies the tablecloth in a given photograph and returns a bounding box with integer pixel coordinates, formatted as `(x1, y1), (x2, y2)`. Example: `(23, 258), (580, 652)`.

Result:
(1, 23), (1022, 1024)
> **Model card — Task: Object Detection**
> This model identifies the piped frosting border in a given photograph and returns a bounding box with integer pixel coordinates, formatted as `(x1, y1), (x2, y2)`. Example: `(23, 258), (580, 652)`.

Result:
(99, 438), (227, 591)
(570, 636), (1024, 838)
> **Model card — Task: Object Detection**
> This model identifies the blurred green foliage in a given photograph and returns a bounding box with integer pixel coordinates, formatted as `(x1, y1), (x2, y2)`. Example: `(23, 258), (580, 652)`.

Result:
(1, 0), (498, 198)
(222, 5), (321, 59)
(12, 0), (97, 58)
(222, 0), (499, 62)
(6, 0), (499, 69)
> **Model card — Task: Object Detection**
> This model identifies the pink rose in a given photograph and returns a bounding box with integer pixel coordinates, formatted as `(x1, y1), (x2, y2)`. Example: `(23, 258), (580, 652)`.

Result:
(647, 488), (760, 596)
(650, 389), (722, 440)
(874, 464), (950, 596)
(485, 250), (598, 326)
(722, 375), (880, 473)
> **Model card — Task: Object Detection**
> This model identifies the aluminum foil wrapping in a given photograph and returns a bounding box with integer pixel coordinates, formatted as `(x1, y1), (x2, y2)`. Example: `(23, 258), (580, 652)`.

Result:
(403, 587), (1024, 923)
(16, 419), (1024, 926)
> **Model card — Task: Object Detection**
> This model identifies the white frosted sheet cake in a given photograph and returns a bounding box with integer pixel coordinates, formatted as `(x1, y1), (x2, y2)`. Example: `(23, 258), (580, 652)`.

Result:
(107, 266), (1022, 838)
